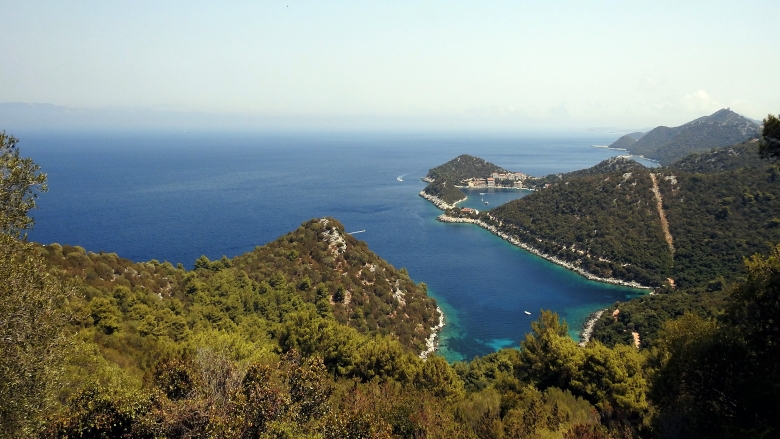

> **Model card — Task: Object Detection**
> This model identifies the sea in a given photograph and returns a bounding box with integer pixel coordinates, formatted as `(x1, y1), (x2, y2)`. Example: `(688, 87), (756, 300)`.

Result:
(22, 130), (655, 362)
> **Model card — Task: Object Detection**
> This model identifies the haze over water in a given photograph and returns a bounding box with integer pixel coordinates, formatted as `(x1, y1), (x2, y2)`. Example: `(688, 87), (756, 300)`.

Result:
(25, 131), (651, 361)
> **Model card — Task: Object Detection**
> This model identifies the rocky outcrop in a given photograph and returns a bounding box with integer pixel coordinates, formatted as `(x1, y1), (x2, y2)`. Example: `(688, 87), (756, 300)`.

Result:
(419, 306), (445, 360)
(419, 191), (466, 211)
(579, 309), (606, 346)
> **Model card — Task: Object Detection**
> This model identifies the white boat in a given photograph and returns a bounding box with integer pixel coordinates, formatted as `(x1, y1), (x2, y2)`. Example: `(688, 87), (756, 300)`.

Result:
(397, 176), (404, 182)
(524, 311), (531, 315)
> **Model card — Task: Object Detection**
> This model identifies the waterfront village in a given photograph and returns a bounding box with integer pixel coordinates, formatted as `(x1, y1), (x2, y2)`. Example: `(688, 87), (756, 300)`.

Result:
(455, 172), (531, 216)
(459, 171), (529, 189)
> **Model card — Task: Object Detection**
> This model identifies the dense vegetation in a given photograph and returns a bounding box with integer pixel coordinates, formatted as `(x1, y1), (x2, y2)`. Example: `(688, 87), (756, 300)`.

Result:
(3, 120), (780, 438)
(590, 288), (728, 349)
(424, 154), (508, 183)
(526, 155), (648, 190)
(488, 158), (672, 286)
(422, 155), (512, 205)
(484, 139), (780, 289)
(668, 140), (765, 173)
(589, 246), (780, 438)
(614, 109), (759, 165)
(659, 157), (780, 287)
(35, 216), (439, 366)
(422, 179), (468, 205)
(605, 132), (646, 152)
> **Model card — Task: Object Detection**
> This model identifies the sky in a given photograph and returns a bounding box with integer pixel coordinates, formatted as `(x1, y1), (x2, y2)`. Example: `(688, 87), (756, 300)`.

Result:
(2, 0), (779, 132)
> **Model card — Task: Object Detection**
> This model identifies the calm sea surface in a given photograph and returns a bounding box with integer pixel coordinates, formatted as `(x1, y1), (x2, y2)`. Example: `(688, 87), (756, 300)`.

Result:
(23, 131), (653, 361)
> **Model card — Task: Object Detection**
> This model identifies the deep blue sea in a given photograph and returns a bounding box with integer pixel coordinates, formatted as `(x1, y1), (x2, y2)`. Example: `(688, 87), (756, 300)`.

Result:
(23, 130), (654, 362)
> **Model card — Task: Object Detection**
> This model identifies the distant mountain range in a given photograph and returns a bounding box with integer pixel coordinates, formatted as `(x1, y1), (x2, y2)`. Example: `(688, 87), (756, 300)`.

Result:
(609, 109), (760, 165)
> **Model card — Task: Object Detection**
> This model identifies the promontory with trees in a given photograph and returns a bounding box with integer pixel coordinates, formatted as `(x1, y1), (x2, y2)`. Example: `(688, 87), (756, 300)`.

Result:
(420, 154), (529, 205)
(2, 111), (780, 438)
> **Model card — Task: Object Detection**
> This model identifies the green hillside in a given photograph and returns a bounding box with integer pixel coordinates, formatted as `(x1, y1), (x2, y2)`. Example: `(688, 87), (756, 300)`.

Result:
(483, 135), (780, 289)
(527, 155), (647, 190)
(422, 179), (467, 204)
(4, 127), (780, 438)
(669, 139), (764, 173)
(620, 109), (759, 165)
(489, 163), (672, 286)
(424, 154), (509, 182)
(421, 154), (516, 207)
(607, 134), (638, 150)
(38, 217), (439, 359)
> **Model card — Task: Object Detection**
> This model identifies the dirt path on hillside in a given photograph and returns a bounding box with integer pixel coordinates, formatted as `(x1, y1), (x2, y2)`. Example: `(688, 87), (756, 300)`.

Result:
(649, 173), (674, 254)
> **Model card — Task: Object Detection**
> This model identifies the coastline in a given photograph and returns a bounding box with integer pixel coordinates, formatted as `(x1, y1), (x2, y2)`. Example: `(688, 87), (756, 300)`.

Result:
(420, 191), (651, 289)
(419, 187), (651, 289)
(591, 145), (627, 152)
(420, 306), (446, 360)
(436, 214), (651, 289)
(590, 146), (661, 166)
(453, 184), (527, 190)
(418, 190), (467, 210)
(578, 309), (606, 346)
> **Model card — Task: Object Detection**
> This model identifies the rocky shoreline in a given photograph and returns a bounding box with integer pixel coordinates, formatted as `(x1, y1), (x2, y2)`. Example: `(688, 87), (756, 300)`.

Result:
(579, 309), (606, 346)
(436, 214), (652, 290)
(420, 306), (445, 360)
(418, 191), (466, 210)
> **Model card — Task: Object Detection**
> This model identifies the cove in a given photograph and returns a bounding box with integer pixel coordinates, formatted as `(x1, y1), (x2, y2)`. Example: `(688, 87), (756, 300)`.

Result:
(22, 130), (650, 362)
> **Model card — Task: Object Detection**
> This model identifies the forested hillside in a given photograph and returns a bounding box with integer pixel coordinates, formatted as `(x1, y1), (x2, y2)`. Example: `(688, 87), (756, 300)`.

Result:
(615, 109), (759, 165)
(424, 154), (508, 183)
(527, 155), (647, 190)
(488, 162), (672, 286)
(659, 160), (780, 286)
(485, 141), (780, 289)
(4, 125), (780, 438)
(229, 218), (439, 348)
(37, 217), (439, 362)
(669, 139), (764, 173)
(421, 154), (513, 206)
(422, 179), (468, 205)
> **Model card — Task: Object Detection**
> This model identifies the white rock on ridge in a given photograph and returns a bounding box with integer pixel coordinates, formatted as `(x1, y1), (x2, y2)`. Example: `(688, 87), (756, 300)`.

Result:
(319, 218), (347, 255)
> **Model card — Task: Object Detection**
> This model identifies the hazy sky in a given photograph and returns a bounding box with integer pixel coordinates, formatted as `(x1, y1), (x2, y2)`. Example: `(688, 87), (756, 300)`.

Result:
(2, 0), (779, 131)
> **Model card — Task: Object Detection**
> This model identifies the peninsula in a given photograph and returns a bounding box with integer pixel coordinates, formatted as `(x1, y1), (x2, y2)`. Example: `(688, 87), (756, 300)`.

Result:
(420, 134), (780, 291)
(419, 154), (659, 288)
(419, 154), (530, 206)
(5, 115), (780, 437)
(608, 108), (760, 165)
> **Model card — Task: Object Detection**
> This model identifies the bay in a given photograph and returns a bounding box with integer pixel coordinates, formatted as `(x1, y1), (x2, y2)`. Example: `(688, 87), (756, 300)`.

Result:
(23, 130), (652, 361)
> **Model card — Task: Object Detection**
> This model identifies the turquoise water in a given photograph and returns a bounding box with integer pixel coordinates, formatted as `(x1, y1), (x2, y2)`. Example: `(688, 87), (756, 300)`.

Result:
(22, 131), (648, 362)
(421, 219), (643, 362)
(459, 187), (531, 211)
